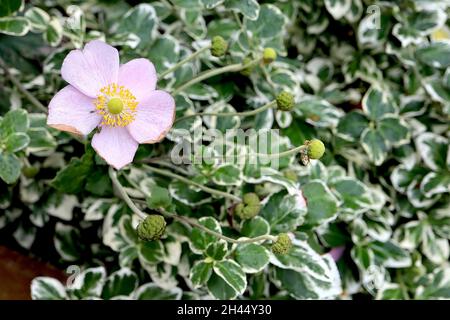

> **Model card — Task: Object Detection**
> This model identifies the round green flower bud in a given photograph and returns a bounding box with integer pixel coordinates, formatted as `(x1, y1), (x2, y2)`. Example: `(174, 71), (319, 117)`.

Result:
(22, 165), (39, 178)
(235, 192), (261, 220)
(243, 192), (260, 206)
(254, 183), (272, 197)
(137, 215), (166, 241)
(307, 139), (325, 160)
(240, 57), (254, 76)
(211, 36), (228, 57)
(263, 47), (277, 64)
(271, 233), (292, 255)
(276, 91), (295, 111)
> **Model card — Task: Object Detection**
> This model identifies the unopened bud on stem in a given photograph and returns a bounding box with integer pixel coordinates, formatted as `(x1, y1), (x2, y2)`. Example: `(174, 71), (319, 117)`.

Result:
(276, 91), (295, 111)
(235, 193), (261, 220)
(211, 36), (228, 57)
(307, 139), (325, 160)
(263, 47), (277, 64)
(271, 233), (292, 255)
(137, 215), (166, 241)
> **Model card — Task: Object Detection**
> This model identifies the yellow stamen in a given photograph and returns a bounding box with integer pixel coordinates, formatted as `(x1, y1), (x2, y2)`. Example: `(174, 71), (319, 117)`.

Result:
(94, 83), (138, 127)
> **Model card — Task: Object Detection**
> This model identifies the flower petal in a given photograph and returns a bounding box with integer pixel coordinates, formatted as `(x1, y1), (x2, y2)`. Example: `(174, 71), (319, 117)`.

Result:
(61, 40), (119, 97)
(118, 58), (157, 101)
(126, 90), (175, 144)
(47, 85), (101, 135)
(329, 246), (345, 262)
(91, 126), (138, 170)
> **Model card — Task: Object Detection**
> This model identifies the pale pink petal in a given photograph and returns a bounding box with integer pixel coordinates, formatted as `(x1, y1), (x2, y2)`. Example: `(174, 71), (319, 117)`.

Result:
(91, 126), (138, 170)
(47, 85), (101, 135)
(329, 246), (345, 262)
(297, 190), (307, 210)
(61, 40), (119, 97)
(126, 90), (175, 144)
(118, 58), (157, 101)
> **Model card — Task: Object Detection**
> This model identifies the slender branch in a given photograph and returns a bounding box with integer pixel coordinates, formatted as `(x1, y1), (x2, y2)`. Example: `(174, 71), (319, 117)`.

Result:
(0, 57), (47, 113)
(256, 144), (307, 159)
(262, 67), (277, 95)
(122, 174), (147, 198)
(109, 167), (147, 220)
(202, 145), (308, 161)
(131, 198), (147, 206)
(110, 167), (276, 244)
(172, 57), (261, 96)
(142, 164), (241, 202)
(175, 100), (275, 124)
(233, 12), (244, 29)
(143, 158), (191, 176)
(159, 45), (211, 79)
(161, 208), (276, 244)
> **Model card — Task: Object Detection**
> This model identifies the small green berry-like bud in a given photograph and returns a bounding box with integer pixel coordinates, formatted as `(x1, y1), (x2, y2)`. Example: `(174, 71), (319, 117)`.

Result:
(243, 193), (260, 206)
(307, 139), (325, 160)
(22, 165), (39, 178)
(240, 57), (254, 76)
(211, 36), (228, 57)
(271, 233), (292, 255)
(137, 215), (166, 241)
(276, 91), (295, 111)
(235, 192), (261, 220)
(263, 47), (277, 64)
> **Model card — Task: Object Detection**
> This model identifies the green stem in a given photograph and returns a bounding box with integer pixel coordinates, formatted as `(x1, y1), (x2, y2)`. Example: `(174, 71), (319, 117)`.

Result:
(144, 158), (191, 176)
(161, 208), (276, 244)
(172, 57), (261, 96)
(110, 167), (276, 244)
(109, 167), (147, 220)
(233, 12), (243, 29)
(0, 57), (47, 113)
(258, 144), (307, 159)
(262, 67), (277, 96)
(142, 164), (241, 202)
(175, 100), (275, 124)
(204, 145), (307, 161)
(159, 45), (211, 79)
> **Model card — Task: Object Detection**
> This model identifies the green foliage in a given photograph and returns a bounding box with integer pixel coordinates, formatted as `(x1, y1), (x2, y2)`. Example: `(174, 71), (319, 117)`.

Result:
(0, 109), (29, 184)
(1, 0), (449, 301)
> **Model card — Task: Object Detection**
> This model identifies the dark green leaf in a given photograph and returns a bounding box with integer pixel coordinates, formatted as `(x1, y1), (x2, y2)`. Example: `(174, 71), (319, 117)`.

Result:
(51, 151), (94, 194)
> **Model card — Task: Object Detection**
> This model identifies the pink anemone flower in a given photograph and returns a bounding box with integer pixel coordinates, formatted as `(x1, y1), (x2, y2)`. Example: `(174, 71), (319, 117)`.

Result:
(47, 40), (175, 169)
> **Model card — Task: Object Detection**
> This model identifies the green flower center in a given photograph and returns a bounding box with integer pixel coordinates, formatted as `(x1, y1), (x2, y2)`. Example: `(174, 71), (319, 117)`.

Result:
(107, 97), (124, 115)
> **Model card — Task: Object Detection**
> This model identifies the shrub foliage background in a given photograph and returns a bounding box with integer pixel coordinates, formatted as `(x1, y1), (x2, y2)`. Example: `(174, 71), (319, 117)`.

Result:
(0, 0), (449, 300)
